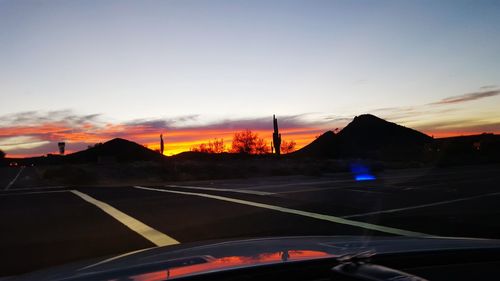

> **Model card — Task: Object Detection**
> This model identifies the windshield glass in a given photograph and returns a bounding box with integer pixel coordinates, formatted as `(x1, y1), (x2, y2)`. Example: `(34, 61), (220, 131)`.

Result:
(1, 0), (499, 278)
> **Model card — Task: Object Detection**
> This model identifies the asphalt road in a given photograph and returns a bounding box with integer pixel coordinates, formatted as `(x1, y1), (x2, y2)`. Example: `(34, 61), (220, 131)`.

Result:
(1, 164), (500, 276)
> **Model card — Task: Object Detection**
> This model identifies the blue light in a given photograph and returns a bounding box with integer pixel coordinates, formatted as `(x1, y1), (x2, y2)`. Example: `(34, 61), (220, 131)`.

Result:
(351, 163), (376, 181)
(350, 164), (369, 174)
(355, 174), (376, 181)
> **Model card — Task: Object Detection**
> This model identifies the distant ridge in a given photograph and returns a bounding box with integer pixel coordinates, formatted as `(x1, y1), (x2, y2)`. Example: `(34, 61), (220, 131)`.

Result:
(339, 114), (431, 142)
(290, 131), (337, 158)
(293, 114), (433, 160)
(337, 114), (432, 158)
(8, 114), (498, 166)
(66, 138), (164, 163)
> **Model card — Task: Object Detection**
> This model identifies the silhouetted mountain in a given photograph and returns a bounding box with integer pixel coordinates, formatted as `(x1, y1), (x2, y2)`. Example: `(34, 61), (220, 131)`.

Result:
(293, 114), (433, 160)
(66, 138), (164, 163)
(290, 131), (337, 158)
(337, 114), (432, 159)
(339, 114), (430, 142)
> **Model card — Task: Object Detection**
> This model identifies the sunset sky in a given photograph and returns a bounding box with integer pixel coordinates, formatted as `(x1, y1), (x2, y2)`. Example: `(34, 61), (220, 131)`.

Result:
(1, 0), (499, 157)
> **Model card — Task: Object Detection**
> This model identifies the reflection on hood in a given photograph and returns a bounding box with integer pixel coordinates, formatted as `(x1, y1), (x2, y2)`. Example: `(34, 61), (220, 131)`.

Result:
(129, 250), (332, 280)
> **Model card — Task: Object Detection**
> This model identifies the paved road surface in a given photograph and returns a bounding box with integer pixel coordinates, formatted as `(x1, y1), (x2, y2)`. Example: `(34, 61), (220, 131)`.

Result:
(1, 164), (500, 276)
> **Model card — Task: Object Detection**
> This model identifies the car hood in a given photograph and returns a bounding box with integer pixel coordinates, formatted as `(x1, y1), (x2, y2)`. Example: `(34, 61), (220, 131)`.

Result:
(8, 235), (500, 281)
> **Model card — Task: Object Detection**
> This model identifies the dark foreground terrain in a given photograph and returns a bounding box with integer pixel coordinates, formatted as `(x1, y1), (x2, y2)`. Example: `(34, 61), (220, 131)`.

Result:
(1, 164), (500, 277)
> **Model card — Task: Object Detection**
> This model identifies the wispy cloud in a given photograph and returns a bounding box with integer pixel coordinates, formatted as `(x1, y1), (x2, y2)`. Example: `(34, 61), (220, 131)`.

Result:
(367, 86), (500, 136)
(124, 113), (337, 133)
(0, 110), (102, 126)
(369, 105), (458, 124)
(371, 87), (500, 121)
(415, 120), (500, 137)
(322, 115), (353, 123)
(126, 114), (200, 128)
(429, 90), (500, 105)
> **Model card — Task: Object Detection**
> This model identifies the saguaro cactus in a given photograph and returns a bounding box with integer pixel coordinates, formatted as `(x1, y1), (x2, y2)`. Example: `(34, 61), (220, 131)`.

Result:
(272, 115), (281, 155)
(160, 134), (164, 155)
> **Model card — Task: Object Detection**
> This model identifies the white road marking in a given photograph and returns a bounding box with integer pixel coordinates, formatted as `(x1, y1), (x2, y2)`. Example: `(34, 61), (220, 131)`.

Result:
(4, 166), (25, 190)
(166, 184), (274, 196)
(0, 190), (69, 196)
(240, 170), (499, 192)
(342, 191), (500, 219)
(277, 185), (348, 194)
(134, 186), (431, 237)
(70, 190), (179, 247)
(238, 174), (429, 192)
(2, 185), (66, 191)
(345, 189), (385, 194)
(239, 180), (351, 190)
(277, 185), (385, 194)
(236, 174), (435, 191)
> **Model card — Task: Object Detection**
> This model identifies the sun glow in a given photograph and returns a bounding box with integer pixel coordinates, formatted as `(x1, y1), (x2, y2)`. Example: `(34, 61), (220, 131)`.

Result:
(1, 122), (325, 157)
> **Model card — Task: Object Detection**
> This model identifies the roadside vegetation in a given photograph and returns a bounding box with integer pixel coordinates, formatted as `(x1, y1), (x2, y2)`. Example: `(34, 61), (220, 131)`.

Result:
(190, 130), (296, 155)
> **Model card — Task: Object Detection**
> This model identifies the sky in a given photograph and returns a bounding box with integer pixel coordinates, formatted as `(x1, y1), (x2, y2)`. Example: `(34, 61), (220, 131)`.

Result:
(1, 0), (499, 157)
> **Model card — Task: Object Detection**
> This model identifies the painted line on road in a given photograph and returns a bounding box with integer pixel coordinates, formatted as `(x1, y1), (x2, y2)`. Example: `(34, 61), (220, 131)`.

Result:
(277, 185), (385, 195)
(241, 171), (496, 192)
(166, 184), (274, 196)
(134, 186), (431, 237)
(342, 191), (500, 219)
(345, 189), (385, 194)
(239, 179), (351, 191)
(277, 185), (349, 194)
(1, 185), (66, 192)
(238, 174), (439, 191)
(70, 190), (179, 247)
(0, 190), (69, 196)
(4, 166), (25, 190)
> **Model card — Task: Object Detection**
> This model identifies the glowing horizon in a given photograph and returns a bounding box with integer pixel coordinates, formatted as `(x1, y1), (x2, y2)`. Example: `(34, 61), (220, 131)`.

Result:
(0, 118), (330, 157)
(1, 112), (498, 158)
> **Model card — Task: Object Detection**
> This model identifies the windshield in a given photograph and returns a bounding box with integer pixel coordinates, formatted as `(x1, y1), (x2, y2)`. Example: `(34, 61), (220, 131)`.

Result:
(1, 0), (499, 278)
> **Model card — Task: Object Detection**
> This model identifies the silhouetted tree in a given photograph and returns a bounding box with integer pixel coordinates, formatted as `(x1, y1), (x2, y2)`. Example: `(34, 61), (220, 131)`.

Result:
(191, 138), (225, 153)
(281, 140), (297, 154)
(231, 130), (270, 154)
(209, 138), (225, 153)
(0, 149), (5, 159)
(191, 143), (209, 153)
(255, 137), (271, 154)
(231, 130), (256, 154)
